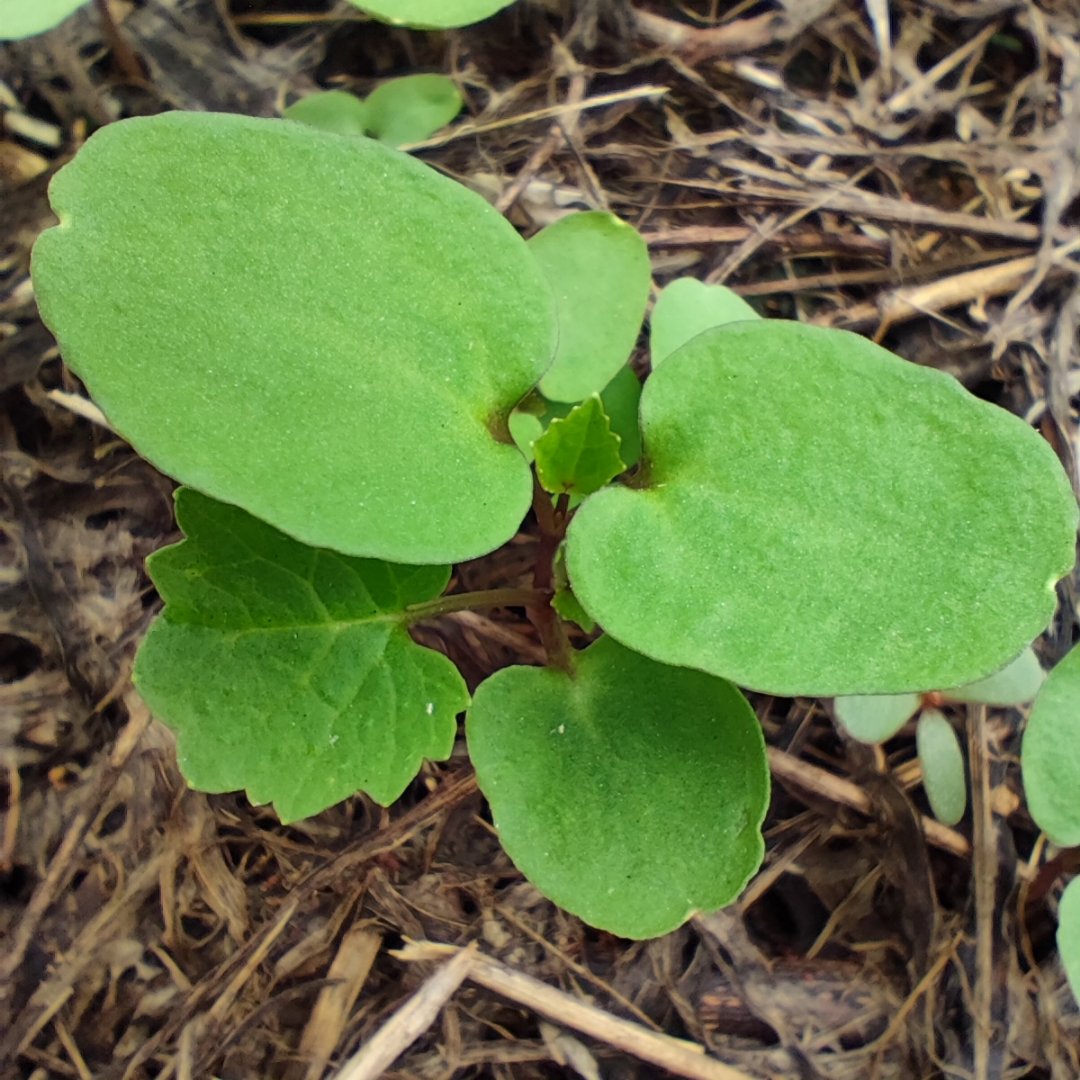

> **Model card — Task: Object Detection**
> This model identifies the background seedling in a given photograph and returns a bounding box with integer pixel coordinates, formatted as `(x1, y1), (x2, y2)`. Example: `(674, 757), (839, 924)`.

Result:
(284, 74), (462, 146)
(30, 110), (1080, 938)
(348, 0), (516, 29)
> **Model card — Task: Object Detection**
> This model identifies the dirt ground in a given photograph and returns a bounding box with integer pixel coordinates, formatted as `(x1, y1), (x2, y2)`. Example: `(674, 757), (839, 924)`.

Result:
(2, 1), (1080, 1077)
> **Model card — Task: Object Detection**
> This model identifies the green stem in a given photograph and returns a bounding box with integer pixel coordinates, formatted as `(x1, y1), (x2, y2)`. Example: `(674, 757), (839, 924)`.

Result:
(404, 586), (544, 623)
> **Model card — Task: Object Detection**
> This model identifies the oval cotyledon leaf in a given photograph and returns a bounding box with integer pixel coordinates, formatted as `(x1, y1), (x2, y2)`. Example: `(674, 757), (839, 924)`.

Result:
(567, 320), (1078, 696)
(32, 111), (556, 564)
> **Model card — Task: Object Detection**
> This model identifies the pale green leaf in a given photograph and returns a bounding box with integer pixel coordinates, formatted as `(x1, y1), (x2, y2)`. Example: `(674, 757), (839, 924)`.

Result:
(1059, 877), (1080, 1006)
(650, 278), (760, 366)
(1022, 642), (1080, 846)
(916, 708), (967, 826)
(467, 636), (769, 938)
(567, 321), (1078, 696)
(533, 396), (624, 496)
(942, 646), (1044, 705)
(348, 0), (515, 28)
(364, 74), (462, 147)
(32, 112), (555, 564)
(551, 587), (595, 633)
(283, 91), (370, 137)
(530, 212), (651, 402)
(134, 489), (468, 823)
(1, 0), (86, 39)
(835, 693), (921, 743)
(508, 409), (544, 462)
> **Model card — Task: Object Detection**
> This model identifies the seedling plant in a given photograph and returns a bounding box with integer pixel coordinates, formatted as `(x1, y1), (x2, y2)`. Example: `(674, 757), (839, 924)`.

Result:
(30, 110), (1079, 939)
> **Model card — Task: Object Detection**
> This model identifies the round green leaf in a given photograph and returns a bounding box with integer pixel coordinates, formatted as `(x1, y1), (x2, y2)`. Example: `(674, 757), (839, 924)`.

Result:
(1022, 642), (1080, 846)
(1, 0), (86, 39)
(32, 112), (555, 564)
(567, 321), (1078, 696)
(530, 212), (651, 403)
(1058, 876), (1080, 1006)
(941, 646), (1044, 705)
(364, 74), (463, 147)
(835, 693), (921, 743)
(916, 708), (967, 826)
(650, 277), (760, 367)
(348, 0), (515, 28)
(283, 91), (370, 137)
(466, 636), (769, 938)
(135, 489), (469, 823)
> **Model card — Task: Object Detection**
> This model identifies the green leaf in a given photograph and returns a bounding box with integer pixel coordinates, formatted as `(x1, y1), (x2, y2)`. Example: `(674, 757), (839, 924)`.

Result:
(348, 0), (516, 28)
(533, 396), (624, 496)
(1059, 877), (1080, 1006)
(364, 74), (463, 147)
(834, 693), (921, 743)
(32, 112), (556, 565)
(1, 0), (86, 39)
(1022, 642), (1080, 846)
(512, 365), (643, 469)
(283, 91), (370, 137)
(567, 321), (1078, 696)
(650, 278), (760, 367)
(466, 636), (769, 938)
(134, 489), (468, 823)
(551, 588), (595, 633)
(530, 212), (651, 403)
(916, 708), (967, 826)
(941, 646), (1044, 705)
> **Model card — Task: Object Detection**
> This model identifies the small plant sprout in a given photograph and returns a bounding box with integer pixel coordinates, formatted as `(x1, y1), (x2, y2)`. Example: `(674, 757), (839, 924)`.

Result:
(835, 647), (1047, 826)
(284, 75), (463, 147)
(31, 111), (1079, 938)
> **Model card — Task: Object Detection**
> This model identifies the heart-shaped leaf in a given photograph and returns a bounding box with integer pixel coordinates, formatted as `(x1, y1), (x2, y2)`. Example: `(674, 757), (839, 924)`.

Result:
(916, 708), (967, 826)
(364, 74), (462, 146)
(134, 489), (469, 823)
(567, 321), (1078, 695)
(32, 112), (555, 564)
(650, 278), (760, 366)
(1059, 876), (1080, 1006)
(349, 0), (516, 28)
(941, 646), (1044, 705)
(283, 91), (370, 136)
(1022, 642), (1080, 846)
(1, 0), (87, 39)
(530, 212), (651, 403)
(835, 693), (921, 743)
(533, 395), (624, 496)
(466, 635), (769, 938)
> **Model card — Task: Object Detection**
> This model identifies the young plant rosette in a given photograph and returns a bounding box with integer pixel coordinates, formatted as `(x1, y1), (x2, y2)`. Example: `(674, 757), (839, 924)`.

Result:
(31, 111), (1079, 939)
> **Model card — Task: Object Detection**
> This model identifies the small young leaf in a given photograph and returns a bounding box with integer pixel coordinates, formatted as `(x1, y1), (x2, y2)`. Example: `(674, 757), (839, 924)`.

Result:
(134, 489), (469, 823)
(835, 693), (921, 743)
(941, 646), (1044, 705)
(364, 74), (463, 147)
(467, 636), (769, 939)
(511, 365), (643, 469)
(533, 396), (624, 496)
(348, 0), (515, 28)
(1, 0), (87, 40)
(567, 321), (1078, 696)
(1022, 642), (1080, 846)
(650, 278), (760, 366)
(530, 212), (651, 403)
(283, 91), (370, 137)
(32, 112), (556, 564)
(916, 708), (967, 826)
(1059, 876), (1080, 1006)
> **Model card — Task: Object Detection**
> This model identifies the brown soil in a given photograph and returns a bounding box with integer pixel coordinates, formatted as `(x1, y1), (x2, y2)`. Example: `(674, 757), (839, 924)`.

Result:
(2, 1), (1079, 1077)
